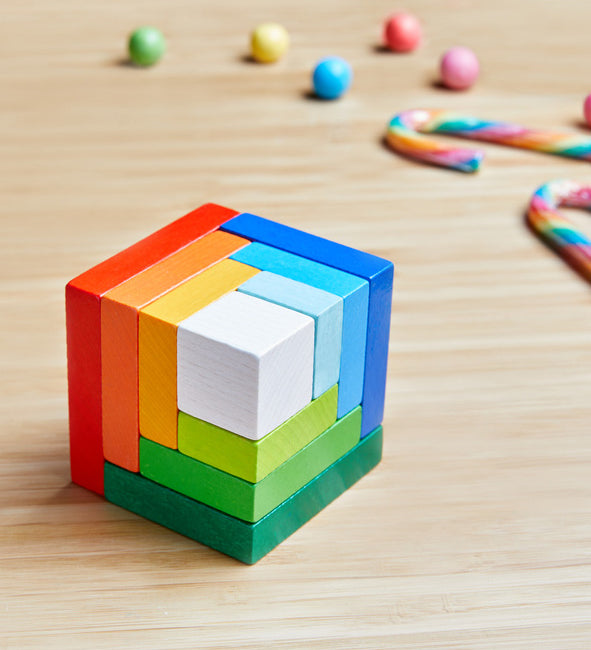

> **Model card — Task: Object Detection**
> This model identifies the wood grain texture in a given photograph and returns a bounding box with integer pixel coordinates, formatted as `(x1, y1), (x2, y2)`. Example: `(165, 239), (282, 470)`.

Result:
(140, 406), (361, 522)
(101, 230), (249, 472)
(177, 291), (315, 439)
(238, 271), (344, 398)
(178, 384), (338, 483)
(3, 0), (591, 647)
(139, 259), (260, 448)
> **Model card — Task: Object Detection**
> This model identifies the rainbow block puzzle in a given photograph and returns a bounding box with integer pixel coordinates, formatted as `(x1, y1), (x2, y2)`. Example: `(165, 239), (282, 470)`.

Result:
(66, 203), (394, 563)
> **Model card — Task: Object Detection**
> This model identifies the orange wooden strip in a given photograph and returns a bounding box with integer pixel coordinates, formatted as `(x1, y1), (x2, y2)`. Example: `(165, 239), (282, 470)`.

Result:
(101, 231), (250, 472)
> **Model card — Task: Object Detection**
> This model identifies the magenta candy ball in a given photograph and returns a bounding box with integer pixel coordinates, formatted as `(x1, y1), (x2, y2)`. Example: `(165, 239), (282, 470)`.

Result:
(383, 12), (422, 52)
(440, 46), (479, 90)
(584, 94), (591, 127)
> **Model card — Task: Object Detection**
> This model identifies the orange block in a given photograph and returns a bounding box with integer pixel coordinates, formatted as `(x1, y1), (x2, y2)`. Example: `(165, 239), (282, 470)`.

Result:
(101, 231), (250, 472)
(139, 258), (259, 449)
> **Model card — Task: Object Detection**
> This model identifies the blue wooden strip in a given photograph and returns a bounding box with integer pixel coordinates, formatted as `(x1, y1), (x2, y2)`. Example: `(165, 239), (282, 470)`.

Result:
(230, 243), (368, 418)
(238, 272), (343, 398)
(222, 214), (394, 436)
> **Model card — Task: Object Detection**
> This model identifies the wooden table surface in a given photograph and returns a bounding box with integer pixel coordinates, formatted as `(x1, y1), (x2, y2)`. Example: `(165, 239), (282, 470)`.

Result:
(2, 1), (591, 648)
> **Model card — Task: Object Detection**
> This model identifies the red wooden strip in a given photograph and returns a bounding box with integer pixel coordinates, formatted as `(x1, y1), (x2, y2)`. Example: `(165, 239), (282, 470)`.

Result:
(66, 203), (238, 494)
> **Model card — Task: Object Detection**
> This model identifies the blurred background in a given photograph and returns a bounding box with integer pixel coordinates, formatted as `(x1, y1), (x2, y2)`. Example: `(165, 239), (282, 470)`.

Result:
(1, 1), (591, 648)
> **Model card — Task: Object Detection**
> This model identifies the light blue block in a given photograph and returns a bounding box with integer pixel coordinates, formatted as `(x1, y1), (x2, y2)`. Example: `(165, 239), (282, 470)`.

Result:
(222, 213), (393, 438)
(238, 271), (343, 399)
(231, 243), (368, 418)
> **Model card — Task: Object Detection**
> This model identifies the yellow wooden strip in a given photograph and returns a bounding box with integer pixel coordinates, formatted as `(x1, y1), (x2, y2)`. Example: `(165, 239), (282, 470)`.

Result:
(138, 258), (259, 448)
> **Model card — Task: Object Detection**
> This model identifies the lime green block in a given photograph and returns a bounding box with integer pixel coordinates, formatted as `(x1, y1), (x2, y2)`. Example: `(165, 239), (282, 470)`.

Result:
(140, 406), (361, 523)
(178, 384), (338, 483)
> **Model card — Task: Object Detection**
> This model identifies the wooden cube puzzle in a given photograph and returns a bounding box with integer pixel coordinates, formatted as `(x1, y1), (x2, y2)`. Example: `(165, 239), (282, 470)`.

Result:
(66, 203), (394, 563)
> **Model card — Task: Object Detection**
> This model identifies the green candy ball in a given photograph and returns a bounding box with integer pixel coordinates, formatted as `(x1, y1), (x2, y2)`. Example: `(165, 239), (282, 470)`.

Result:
(128, 27), (166, 67)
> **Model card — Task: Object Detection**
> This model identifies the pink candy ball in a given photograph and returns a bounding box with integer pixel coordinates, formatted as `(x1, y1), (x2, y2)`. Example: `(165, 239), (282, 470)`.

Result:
(440, 46), (479, 90)
(584, 94), (591, 127)
(383, 12), (422, 53)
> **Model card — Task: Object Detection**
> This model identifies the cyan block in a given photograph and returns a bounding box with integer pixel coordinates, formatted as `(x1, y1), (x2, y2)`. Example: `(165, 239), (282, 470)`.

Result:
(238, 271), (343, 398)
(222, 213), (394, 437)
(230, 243), (369, 419)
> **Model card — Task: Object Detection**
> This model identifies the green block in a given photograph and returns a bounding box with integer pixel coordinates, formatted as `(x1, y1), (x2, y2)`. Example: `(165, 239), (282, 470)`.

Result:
(105, 426), (382, 564)
(178, 384), (338, 483)
(140, 406), (361, 523)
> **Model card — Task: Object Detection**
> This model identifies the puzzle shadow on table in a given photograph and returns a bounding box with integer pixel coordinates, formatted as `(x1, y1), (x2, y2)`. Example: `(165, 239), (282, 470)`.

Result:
(66, 203), (393, 564)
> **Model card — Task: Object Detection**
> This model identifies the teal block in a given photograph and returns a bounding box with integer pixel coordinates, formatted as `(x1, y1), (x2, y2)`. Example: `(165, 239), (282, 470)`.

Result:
(230, 243), (369, 418)
(238, 271), (343, 398)
(104, 426), (383, 564)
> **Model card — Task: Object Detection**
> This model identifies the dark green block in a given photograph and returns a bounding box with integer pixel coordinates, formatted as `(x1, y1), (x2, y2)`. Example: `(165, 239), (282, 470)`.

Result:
(140, 407), (361, 523)
(104, 425), (382, 564)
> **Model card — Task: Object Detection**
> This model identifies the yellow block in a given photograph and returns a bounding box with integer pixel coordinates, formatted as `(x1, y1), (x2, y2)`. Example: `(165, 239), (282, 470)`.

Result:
(139, 258), (259, 448)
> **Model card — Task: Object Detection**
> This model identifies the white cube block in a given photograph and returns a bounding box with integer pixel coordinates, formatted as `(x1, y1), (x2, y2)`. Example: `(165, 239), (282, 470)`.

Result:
(177, 291), (315, 440)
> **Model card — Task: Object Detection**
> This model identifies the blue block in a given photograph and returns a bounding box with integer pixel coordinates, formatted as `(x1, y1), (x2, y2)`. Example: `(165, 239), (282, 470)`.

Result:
(230, 244), (368, 418)
(238, 271), (343, 399)
(222, 213), (394, 437)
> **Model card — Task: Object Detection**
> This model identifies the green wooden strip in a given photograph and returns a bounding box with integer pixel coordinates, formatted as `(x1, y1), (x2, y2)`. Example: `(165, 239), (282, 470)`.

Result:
(104, 426), (382, 564)
(140, 406), (361, 523)
(178, 384), (338, 483)
(250, 425), (382, 562)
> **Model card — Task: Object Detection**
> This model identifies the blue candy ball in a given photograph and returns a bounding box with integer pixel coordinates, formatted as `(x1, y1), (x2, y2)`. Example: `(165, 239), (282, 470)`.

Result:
(312, 56), (353, 100)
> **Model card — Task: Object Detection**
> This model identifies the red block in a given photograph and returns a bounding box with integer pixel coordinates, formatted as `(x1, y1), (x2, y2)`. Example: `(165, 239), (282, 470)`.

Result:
(65, 203), (238, 494)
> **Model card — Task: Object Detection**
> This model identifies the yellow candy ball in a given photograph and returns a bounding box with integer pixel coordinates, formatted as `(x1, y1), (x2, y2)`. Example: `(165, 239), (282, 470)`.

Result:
(251, 23), (289, 63)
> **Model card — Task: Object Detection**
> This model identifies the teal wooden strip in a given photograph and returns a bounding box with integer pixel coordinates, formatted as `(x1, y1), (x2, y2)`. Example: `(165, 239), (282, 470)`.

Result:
(230, 243), (369, 418)
(140, 407), (362, 523)
(238, 271), (343, 398)
(104, 425), (383, 564)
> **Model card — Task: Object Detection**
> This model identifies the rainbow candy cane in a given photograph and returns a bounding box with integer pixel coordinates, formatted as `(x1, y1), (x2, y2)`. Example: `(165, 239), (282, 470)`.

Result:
(387, 109), (591, 172)
(527, 180), (591, 282)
